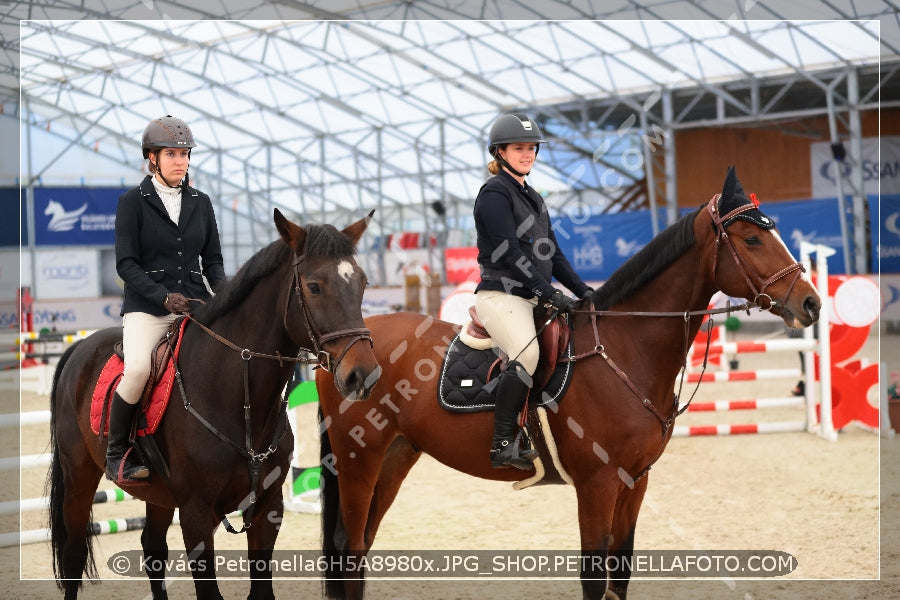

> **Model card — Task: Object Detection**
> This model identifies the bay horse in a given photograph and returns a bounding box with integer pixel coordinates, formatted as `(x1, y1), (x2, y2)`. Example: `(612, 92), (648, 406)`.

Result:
(46, 209), (381, 600)
(315, 169), (821, 600)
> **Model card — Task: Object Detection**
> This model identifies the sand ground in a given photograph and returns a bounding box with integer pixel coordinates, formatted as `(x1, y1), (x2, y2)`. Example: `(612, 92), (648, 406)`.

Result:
(0, 327), (896, 599)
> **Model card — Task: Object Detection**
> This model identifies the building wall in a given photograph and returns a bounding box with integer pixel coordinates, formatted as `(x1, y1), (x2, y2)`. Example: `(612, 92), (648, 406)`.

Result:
(672, 109), (895, 206)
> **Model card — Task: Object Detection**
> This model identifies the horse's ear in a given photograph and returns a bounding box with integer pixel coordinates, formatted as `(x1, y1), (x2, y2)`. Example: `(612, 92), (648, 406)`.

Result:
(721, 165), (737, 203)
(274, 208), (306, 253)
(341, 209), (375, 246)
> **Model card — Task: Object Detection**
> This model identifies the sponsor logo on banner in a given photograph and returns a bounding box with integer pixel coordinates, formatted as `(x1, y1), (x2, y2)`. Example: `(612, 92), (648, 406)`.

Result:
(883, 281), (900, 317)
(0, 311), (17, 328)
(881, 199), (900, 273)
(103, 302), (123, 319)
(615, 237), (640, 257)
(555, 211), (655, 281)
(810, 137), (900, 198)
(885, 211), (900, 242)
(41, 198), (116, 234)
(573, 237), (604, 270)
(0, 297), (123, 330)
(34, 249), (100, 299)
(786, 227), (844, 256)
(45, 200), (88, 231)
(34, 187), (124, 246)
(42, 263), (89, 280)
(570, 224), (605, 271)
(34, 308), (79, 325)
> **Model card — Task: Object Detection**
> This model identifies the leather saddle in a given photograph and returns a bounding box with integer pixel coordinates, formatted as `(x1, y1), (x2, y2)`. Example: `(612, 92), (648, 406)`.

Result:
(460, 305), (570, 393)
(438, 305), (573, 413)
(112, 316), (183, 407)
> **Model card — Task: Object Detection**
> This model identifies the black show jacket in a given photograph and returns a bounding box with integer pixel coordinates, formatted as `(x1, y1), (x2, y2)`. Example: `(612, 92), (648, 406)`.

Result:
(115, 175), (226, 316)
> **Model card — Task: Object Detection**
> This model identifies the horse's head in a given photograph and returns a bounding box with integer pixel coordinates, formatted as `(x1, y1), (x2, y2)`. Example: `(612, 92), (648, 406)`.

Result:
(704, 167), (820, 328)
(274, 208), (381, 401)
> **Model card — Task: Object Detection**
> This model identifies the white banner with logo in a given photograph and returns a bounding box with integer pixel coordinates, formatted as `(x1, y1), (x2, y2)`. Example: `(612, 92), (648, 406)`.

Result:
(0, 296), (123, 331)
(34, 249), (100, 299)
(811, 136), (900, 198)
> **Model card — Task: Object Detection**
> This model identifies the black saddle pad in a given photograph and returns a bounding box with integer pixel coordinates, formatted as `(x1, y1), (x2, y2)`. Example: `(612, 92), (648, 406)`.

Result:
(437, 334), (574, 413)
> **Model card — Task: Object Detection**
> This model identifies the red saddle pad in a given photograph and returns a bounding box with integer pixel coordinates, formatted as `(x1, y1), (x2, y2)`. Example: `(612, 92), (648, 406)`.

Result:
(90, 318), (188, 437)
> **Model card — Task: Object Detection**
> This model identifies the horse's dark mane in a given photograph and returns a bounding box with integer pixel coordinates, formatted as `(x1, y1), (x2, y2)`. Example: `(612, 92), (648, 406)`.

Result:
(194, 240), (290, 323)
(195, 223), (356, 323)
(592, 205), (702, 310)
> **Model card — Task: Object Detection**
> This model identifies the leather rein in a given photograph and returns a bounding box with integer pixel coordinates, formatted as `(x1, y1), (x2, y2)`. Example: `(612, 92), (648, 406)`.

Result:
(170, 251), (372, 533)
(563, 195), (805, 485)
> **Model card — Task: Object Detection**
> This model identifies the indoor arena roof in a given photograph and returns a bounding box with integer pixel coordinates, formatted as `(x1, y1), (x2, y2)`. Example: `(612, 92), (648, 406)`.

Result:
(4, 1), (898, 241)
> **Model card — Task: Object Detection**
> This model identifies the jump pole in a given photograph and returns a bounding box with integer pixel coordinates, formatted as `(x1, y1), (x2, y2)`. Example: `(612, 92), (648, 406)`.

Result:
(0, 453), (52, 471)
(0, 409), (51, 427)
(673, 421), (807, 437)
(685, 368), (801, 383)
(1, 516), (149, 548)
(0, 488), (135, 517)
(4, 509), (241, 548)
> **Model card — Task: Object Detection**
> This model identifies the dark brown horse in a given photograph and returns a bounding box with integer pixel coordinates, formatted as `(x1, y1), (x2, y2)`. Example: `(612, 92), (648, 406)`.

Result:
(315, 170), (821, 600)
(47, 209), (381, 600)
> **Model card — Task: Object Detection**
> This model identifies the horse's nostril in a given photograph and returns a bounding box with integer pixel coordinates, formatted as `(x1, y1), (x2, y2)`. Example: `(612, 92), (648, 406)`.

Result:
(804, 297), (820, 320)
(345, 371), (362, 396)
(340, 366), (381, 401)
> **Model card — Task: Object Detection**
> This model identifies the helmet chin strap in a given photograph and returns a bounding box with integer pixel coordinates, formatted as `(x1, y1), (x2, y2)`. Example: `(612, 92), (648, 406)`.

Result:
(152, 162), (188, 189)
(498, 156), (530, 178)
(494, 144), (538, 178)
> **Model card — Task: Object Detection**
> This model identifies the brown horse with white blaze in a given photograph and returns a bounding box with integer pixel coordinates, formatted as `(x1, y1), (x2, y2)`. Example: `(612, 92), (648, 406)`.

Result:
(47, 209), (380, 600)
(315, 168), (821, 599)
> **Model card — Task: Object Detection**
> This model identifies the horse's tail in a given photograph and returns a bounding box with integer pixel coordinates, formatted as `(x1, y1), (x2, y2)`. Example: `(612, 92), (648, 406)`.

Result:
(45, 339), (97, 586)
(320, 407), (356, 599)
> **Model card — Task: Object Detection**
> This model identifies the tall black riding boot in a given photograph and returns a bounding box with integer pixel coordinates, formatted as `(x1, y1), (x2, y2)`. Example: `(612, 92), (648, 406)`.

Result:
(105, 392), (149, 483)
(490, 361), (537, 470)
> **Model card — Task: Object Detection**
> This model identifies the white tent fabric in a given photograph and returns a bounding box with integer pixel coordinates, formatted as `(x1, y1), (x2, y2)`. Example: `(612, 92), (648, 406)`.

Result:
(2, 2), (895, 269)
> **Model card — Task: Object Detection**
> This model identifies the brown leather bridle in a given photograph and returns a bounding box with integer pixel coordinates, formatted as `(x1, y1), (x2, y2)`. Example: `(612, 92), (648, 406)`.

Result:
(562, 194), (810, 485)
(287, 252), (373, 373)
(172, 250), (374, 534)
(707, 194), (806, 312)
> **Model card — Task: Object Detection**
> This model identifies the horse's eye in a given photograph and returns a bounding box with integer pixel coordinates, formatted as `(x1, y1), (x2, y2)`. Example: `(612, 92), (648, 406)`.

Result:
(306, 282), (321, 294)
(745, 236), (761, 246)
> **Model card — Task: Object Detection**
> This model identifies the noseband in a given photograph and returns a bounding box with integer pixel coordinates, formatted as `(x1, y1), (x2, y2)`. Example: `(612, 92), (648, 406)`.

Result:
(287, 253), (373, 373)
(707, 195), (805, 312)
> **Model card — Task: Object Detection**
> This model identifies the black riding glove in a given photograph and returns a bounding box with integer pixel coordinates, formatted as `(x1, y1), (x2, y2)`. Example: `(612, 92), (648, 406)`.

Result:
(581, 287), (594, 301)
(164, 292), (192, 314)
(548, 289), (577, 314)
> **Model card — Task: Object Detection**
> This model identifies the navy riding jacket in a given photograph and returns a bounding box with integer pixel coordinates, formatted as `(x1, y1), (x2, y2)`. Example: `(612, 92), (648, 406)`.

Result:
(473, 170), (589, 301)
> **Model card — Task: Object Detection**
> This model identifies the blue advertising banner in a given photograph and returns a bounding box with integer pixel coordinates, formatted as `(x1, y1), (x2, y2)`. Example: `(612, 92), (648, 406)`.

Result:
(878, 194), (900, 274)
(553, 197), (851, 283)
(33, 187), (127, 246)
(552, 209), (663, 282)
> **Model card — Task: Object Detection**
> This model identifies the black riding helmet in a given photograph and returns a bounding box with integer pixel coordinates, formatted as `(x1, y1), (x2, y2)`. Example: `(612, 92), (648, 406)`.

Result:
(487, 113), (546, 177)
(141, 115), (196, 188)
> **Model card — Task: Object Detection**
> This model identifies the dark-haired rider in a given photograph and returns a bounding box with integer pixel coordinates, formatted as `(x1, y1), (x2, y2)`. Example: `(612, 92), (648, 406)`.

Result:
(108, 115), (225, 484)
